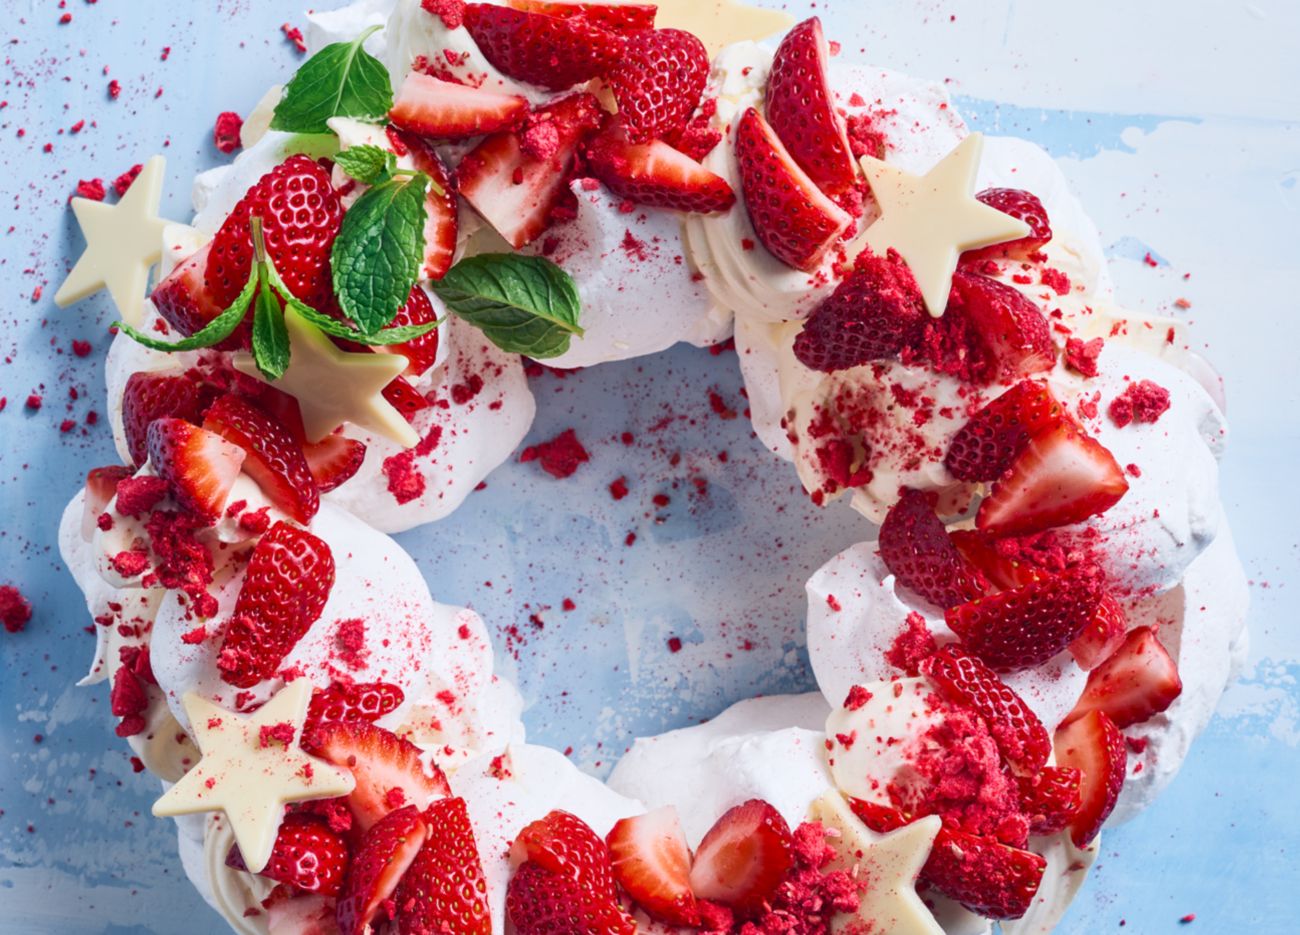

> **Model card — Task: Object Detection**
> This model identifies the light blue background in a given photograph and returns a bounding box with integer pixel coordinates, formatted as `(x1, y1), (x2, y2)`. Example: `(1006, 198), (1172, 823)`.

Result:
(1, 2), (1298, 933)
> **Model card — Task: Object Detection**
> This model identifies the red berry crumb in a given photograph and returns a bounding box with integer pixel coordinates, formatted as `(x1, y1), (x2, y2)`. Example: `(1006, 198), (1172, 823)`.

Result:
(113, 164), (143, 197)
(519, 429), (589, 479)
(74, 179), (105, 201)
(420, 0), (466, 29)
(1064, 336), (1103, 378)
(213, 111), (243, 154)
(0, 585), (33, 633)
(1108, 380), (1172, 428)
(281, 23), (307, 54)
(883, 611), (937, 676)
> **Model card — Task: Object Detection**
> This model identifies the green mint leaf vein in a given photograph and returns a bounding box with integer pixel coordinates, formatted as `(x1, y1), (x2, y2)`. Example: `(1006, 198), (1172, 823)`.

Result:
(430, 254), (584, 359)
(265, 259), (438, 346)
(270, 25), (392, 135)
(335, 144), (397, 185)
(251, 283), (291, 380)
(115, 267), (258, 353)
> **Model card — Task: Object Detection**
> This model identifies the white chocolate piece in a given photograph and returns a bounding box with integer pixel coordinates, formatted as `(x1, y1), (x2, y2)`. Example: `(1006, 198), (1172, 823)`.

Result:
(654, 0), (794, 56)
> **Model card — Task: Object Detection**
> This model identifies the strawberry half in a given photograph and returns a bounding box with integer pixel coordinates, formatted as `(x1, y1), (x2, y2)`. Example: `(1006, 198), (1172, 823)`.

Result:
(227, 813), (349, 898)
(393, 797), (493, 935)
(1054, 709), (1127, 847)
(337, 804), (427, 935)
(946, 570), (1103, 672)
(1068, 590), (1129, 671)
(303, 434), (368, 493)
(585, 129), (735, 214)
(513, 810), (620, 893)
(965, 188), (1053, 262)
(370, 285), (441, 377)
(389, 128), (459, 281)
(949, 270), (1056, 383)
(507, 860), (636, 935)
(1016, 766), (1082, 836)
(305, 680), (405, 735)
(462, 3), (625, 91)
(734, 107), (852, 272)
(151, 243), (247, 350)
(976, 422), (1129, 537)
(687, 799), (793, 918)
(146, 418), (246, 521)
(944, 380), (1064, 483)
(606, 28), (708, 144)
(457, 92), (604, 248)
(948, 529), (1043, 591)
(1065, 626), (1182, 728)
(205, 154), (344, 311)
(765, 17), (856, 196)
(203, 394), (320, 524)
(606, 806), (700, 926)
(878, 488), (990, 610)
(390, 72), (529, 140)
(920, 643), (1051, 774)
(308, 721), (451, 832)
(510, 810), (633, 934)
(122, 370), (208, 468)
(503, 0), (657, 31)
(217, 522), (336, 687)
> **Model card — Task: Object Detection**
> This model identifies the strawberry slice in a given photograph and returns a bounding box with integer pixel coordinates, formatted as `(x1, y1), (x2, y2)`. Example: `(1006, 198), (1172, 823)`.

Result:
(1068, 590), (1129, 671)
(305, 680), (405, 735)
(462, 3), (625, 91)
(308, 721), (451, 832)
(336, 805), (428, 935)
(503, 0), (657, 31)
(878, 488), (990, 610)
(607, 28), (708, 144)
(393, 797), (493, 934)
(1016, 766), (1082, 836)
(944, 380), (1064, 482)
(965, 188), (1053, 262)
(946, 570), (1103, 672)
(513, 810), (619, 892)
(83, 465), (134, 536)
(382, 375), (432, 420)
(920, 643), (1051, 774)
(217, 522), (335, 687)
(949, 270), (1056, 383)
(227, 813), (350, 898)
(303, 434), (368, 493)
(948, 529), (1043, 591)
(976, 422), (1130, 537)
(509, 810), (633, 934)
(151, 243), (248, 350)
(457, 93), (604, 248)
(206, 154), (344, 311)
(585, 129), (735, 214)
(765, 17), (856, 196)
(734, 107), (852, 272)
(1054, 709), (1127, 847)
(122, 370), (208, 468)
(687, 799), (793, 917)
(1065, 626), (1182, 728)
(203, 394), (319, 524)
(370, 285), (441, 377)
(146, 418), (246, 521)
(389, 128), (459, 281)
(606, 806), (700, 926)
(848, 798), (1045, 920)
(390, 72), (529, 140)
(507, 860), (636, 935)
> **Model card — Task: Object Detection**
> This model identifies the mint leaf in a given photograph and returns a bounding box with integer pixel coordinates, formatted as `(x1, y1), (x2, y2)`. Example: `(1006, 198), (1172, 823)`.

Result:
(116, 269), (258, 352)
(251, 284), (291, 380)
(331, 173), (429, 334)
(270, 26), (392, 135)
(335, 144), (396, 185)
(430, 254), (584, 359)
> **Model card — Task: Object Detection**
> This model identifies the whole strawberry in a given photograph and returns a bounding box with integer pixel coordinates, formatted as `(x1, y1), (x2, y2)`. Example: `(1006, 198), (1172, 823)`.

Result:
(607, 29), (709, 144)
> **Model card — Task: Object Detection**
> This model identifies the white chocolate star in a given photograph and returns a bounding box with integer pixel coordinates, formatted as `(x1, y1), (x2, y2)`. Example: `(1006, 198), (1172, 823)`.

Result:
(855, 134), (1031, 318)
(55, 156), (171, 326)
(153, 681), (355, 874)
(809, 791), (944, 935)
(233, 306), (418, 448)
(655, 0), (794, 56)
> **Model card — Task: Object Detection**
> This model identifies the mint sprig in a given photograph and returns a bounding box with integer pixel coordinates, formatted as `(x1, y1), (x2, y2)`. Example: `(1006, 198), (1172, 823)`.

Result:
(116, 271), (257, 353)
(248, 221), (291, 379)
(270, 26), (393, 135)
(334, 144), (398, 185)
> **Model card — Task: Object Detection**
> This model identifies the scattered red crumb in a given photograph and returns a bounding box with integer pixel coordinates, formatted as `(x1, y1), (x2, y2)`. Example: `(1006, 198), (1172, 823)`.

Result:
(883, 611), (938, 676)
(843, 685), (873, 711)
(0, 585), (33, 633)
(1126, 735), (1149, 753)
(1143, 252), (1159, 268)
(708, 389), (738, 420)
(1180, 914), (1196, 924)
(129, 756), (146, 773)
(561, 598), (576, 612)
(421, 0), (466, 29)
(110, 666), (149, 737)
(108, 79), (121, 100)
(114, 476), (169, 517)
(113, 164), (143, 197)
(1126, 463), (1142, 478)
(519, 428), (589, 479)
(383, 452), (426, 504)
(846, 112), (887, 159)
(487, 751), (512, 779)
(258, 722), (295, 747)
(238, 507), (271, 534)
(111, 550), (150, 578)
(825, 594), (842, 612)
(334, 618), (369, 670)
(281, 23), (307, 53)
(1039, 267), (1071, 295)
(25, 394), (42, 411)
(624, 532), (637, 547)
(72, 339), (93, 357)
(742, 822), (862, 929)
(1064, 336), (1104, 377)
(213, 111), (243, 154)
(180, 625), (207, 645)
(74, 178), (105, 201)
(384, 786), (408, 809)
(608, 476), (629, 500)
(1108, 380), (1172, 428)
(667, 636), (683, 653)
(519, 114), (561, 161)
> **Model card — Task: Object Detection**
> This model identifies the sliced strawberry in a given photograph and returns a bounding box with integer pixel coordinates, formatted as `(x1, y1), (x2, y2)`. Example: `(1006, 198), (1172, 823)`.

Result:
(122, 370), (208, 468)
(606, 806), (700, 926)
(946, 570), (1103, 672)
(765, 17), (856, 196)
(303, 434), (367, 494)
(151, 243), (247, 350)
(390, 72), (529, 140)
(308, 721), (451, 832)
(878, 488), (990, 610)
(382, 375), (432, 420)
(462, 3), (625, 91)
(949, 270), (1056, 383)
(734, 107), (852, 272)
(217, 522), (335, 687)
(306, 680), (405, 735)
(206, 154), (344, 311)
(371, 285), (441, 377)
(1068, 590), (1129, 671)
(146, 418), (246, 521)
(687, 799), (793, 917)
(920, 643), (1050, 774)
(792, 247), (927, 372)
(1016, 766), (1082, 836)
(457, 92), (604, 248)
(1054, 709), (1126, 847)
(509, 810), (633, 934)
(390, 128), (459, 280)
(393, 797), (493, 935)
(203, 394), (319, 524)
(607, 28), (708, 144)
(976, 422), (1129, 537)
(503, 0), (657, 31)
(507, 860), (636, 935)
(965, 188), (1053, 262)
(585, 129), (735, 214)
(1066, 626), (1182, 728)
(337, 805), (427, 935)
(227, 813), (349, 898)
(944, 380), (1064, 482)
(513, 810), (619, 894)
(948, 529), (1043, 591)
(83, 465), (134, 536)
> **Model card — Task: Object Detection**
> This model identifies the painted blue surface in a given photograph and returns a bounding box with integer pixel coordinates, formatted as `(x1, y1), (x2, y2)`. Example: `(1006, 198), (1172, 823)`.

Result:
(1, 2), (1298, 933)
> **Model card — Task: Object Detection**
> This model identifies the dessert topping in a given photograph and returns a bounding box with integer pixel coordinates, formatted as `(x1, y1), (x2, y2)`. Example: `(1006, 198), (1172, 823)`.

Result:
(879, 488), (990, 610)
